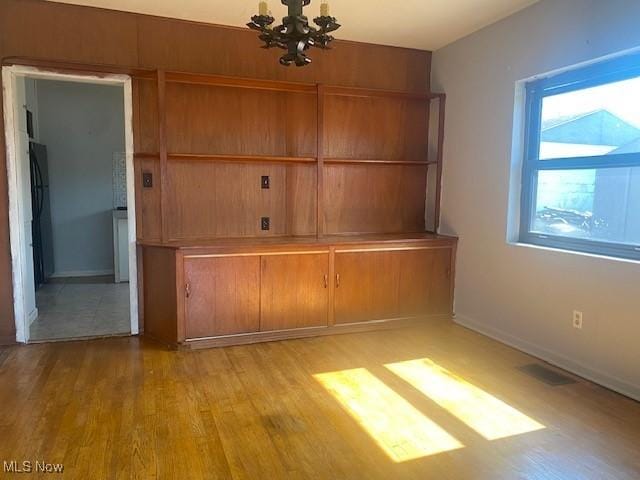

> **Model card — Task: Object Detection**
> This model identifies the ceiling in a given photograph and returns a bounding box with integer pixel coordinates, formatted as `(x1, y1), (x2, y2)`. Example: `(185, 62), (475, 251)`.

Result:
(46, 0), (539, 51)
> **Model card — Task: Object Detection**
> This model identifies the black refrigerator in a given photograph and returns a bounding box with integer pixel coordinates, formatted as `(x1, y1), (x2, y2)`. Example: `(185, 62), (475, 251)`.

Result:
(29, 142), (55, 289)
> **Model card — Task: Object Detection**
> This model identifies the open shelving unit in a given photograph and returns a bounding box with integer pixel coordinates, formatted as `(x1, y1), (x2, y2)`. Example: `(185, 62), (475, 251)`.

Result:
(132, 69), (447, 243)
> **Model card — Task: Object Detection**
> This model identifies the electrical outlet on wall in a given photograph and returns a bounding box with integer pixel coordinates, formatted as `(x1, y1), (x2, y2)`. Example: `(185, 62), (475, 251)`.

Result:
(573, 310), (583, 329)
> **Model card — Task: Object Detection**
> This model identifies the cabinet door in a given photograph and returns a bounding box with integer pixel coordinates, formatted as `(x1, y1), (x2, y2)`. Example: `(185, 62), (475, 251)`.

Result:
(396, 247), (453, 317)
(184, 256), (260, 338)
(334, 247), (453, 324)
(260, 253), (329, 331)
(334, 250), (401, 324)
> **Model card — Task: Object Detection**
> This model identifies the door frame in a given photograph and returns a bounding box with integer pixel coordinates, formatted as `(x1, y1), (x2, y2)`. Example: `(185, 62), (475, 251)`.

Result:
(2, 65), (139, 342)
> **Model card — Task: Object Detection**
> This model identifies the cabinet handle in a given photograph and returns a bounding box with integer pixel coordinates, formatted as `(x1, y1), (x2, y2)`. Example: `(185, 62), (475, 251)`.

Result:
(336, 273), (340, 288)
(323, 274), (328, 288)
(185, 282), (191, 298)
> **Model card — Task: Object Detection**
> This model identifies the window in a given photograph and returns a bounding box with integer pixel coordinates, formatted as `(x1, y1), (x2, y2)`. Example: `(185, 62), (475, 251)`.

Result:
(520, 53), (640, 260)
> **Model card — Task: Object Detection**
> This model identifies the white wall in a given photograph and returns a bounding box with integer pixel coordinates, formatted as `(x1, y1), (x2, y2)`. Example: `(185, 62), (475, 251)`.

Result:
(432, 0), (640, 400)
(36, 80), (125, 277)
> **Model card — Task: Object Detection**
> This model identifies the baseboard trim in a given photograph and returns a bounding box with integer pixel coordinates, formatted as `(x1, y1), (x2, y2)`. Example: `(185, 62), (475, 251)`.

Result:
(50, 269), (114, 278)
(454, 313), (640, 403)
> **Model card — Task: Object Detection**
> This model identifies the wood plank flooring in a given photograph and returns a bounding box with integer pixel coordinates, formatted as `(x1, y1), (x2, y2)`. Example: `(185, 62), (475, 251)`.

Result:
(0, 320), (639, 479)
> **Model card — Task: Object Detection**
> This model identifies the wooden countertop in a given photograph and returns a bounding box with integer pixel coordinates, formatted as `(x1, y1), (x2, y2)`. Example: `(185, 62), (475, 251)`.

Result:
(137, 232), (457, 250)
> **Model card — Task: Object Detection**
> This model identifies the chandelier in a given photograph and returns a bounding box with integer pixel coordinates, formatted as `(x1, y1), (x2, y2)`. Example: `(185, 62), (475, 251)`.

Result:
(247, 0), (341, 67)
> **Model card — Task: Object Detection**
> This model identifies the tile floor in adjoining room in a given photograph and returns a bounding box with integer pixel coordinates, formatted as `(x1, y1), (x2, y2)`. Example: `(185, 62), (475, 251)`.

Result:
(29, 276), (130, 341)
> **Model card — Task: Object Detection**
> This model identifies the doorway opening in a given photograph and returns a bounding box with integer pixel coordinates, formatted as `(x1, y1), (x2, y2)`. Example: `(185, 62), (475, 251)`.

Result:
(3, 66), (138, 343)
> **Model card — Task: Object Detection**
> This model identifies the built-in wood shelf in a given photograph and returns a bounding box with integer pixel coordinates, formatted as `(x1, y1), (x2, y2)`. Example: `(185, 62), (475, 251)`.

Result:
(324, 159), (436, 166)
(324, 85), (438, 101)
(135, 154), (439, 167)
(135, 153), (317, 164)
(168, 153), (317, 164)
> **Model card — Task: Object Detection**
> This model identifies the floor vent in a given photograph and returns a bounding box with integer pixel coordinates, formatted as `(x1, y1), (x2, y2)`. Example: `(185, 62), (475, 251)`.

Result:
(518, 363), (577, 386)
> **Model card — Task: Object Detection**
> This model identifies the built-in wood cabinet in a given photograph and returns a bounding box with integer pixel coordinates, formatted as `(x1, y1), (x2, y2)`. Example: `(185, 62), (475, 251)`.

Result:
(127, 61), (452, 350)
(141, 234), (456, 349)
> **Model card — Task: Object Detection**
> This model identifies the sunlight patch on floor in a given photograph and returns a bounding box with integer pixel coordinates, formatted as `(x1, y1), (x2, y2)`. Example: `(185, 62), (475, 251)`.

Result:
(314, 368), (464, 462)
(385, 358), (545, 440)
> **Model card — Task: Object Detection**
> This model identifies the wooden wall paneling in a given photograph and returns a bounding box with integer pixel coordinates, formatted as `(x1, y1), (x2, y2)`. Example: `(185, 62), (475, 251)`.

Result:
(164, 82), (317, 157)
(133, 157), (143, 240)
(0, 1), (430, 94)
(142, 246), (178, 344)
(133, 78), (160, 154)
(259, 253), (330, 331)
(134, 157), (162, 241)
(157, 70), (169, 242)
(136, 16), (311, 83)
(132, 80), (144, 240)
(324, 94), (429, 162)
(317, 84), (325, 236)
(132, 76), (162, 242)
(316, 44), (431, 93)
(0, 0), (139, 67)
(284, 163), (318, 236)
(323, 164), (428, 234)
(425, 96), (440, 232)
(184, 256), (260, 338)
(135, 15), (430, 92)
(165, 160), (316, 239)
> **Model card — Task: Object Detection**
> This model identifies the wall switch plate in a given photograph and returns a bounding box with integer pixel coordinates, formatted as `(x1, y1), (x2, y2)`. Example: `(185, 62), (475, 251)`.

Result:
(142, 172), (153, 188)
(573, 310), (583, 329)
(261, 176), (270, 189)
(261, 217), (270, 231)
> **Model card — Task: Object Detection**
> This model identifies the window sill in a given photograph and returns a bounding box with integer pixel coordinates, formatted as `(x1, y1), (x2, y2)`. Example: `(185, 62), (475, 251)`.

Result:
(507, 240), (640, 266)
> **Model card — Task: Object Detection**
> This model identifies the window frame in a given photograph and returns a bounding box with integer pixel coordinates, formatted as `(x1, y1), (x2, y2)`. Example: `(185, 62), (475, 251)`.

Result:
(520, 53), (640, 261)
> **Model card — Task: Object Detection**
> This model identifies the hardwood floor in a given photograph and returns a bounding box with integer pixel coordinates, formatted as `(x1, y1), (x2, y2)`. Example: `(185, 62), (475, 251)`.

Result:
(0, 320), (639, 479)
